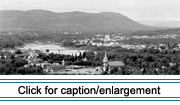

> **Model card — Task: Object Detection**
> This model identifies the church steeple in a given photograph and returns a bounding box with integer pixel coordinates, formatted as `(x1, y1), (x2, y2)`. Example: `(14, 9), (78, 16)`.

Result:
(102, 34), (109, 72)
(103, 50), (108, 63)
(103, 50), (109, 72)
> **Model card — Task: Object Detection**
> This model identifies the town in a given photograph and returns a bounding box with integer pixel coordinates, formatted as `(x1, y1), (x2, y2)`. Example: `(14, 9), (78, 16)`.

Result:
(1, 28), (180, 75)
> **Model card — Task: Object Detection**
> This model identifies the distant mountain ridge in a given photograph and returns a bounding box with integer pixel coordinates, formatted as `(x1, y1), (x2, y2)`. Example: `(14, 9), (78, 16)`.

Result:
(0, 10), (158, 33)
(138, 20), (180, 28)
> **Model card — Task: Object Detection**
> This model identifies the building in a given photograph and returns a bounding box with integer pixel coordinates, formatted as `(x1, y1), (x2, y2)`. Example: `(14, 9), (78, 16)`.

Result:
(62, 59), (65, 66)
(67, 65), (85, 69)
(108, 61), (125, 70)
(102, 50), (125, 73)
(41, 61), (51, 72)
(42, 60), (67, 72)
(103, 50), (109, 72)
(47, 65), (66, 72)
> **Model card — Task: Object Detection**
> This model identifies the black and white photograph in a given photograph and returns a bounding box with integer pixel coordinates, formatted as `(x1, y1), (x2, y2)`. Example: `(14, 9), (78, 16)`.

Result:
(0, 0), (180, 75)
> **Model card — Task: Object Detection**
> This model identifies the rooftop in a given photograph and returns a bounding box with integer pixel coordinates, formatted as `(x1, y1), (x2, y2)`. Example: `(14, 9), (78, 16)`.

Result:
(109, 61), (125, 67)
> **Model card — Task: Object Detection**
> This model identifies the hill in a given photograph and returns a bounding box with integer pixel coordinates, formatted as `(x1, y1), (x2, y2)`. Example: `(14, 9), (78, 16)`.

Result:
(0, 10), (158, 33)
(138, 20), (180, 28)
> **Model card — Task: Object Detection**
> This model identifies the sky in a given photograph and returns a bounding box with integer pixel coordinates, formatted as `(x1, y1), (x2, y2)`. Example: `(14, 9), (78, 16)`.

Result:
(0, 0), (180, 22)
